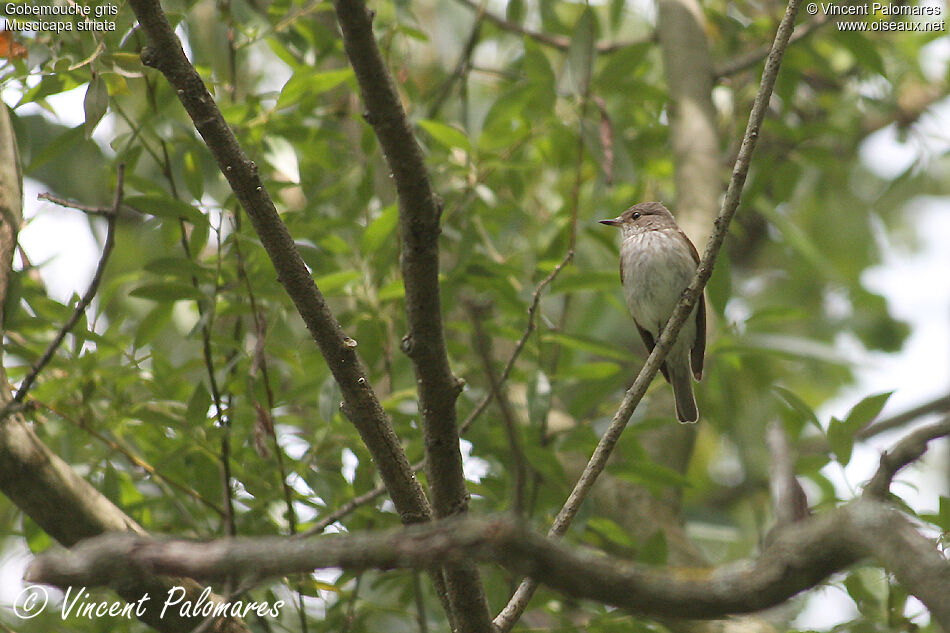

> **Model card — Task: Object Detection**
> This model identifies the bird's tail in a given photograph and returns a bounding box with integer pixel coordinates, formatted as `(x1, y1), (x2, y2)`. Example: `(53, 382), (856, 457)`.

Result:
(669, 365), (698, 424)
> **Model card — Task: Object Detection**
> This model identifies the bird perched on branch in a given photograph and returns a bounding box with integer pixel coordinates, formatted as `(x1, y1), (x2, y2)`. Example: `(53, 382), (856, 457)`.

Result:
(600, 202), (706, 423)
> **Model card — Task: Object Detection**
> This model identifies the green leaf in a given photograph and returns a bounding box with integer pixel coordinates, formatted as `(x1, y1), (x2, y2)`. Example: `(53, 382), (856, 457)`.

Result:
(637, 530), (668, 565)
(23, 516), (52, 553)
(361, 204), (399, 254)
(586, 517), (634, 547)
(378, 278), (406, 302)
(134, 303), (174, 348)
(844, 391), (893, 429)
(827, 416), (854, 465)
(724, 333), (848, 365)
(417, 119), (471, 153)
(615, 460), (692, 489)
(555, 361), (621, 381)
(506, 0), (525, 24)
(319, 374), (340, 423)
(550, 270), (617, 294)
(526, 370), (552, 427)
(609, 0), (625, 30)
(836, 30), (886, 75)
(125, 194), (207, 224)
(189, 214), (211, 254)
(941, 496), (950, 531)
(277, 68), (353, 110)
(756, 202), (841, 278)
(844, 570), (883, 615)
(772, 385), (821, 432)
(319, 234), (352, 255)
(130, 282), (204, 302)
(24, 125), (84, 174)
(185, 382), (212, 426)
(314, 270), (360, 296)
(183, 149), (204, 200)
(143, 256), (209, 280)
(706, 249), (731, 316)
(563, 8), (596, 95)
(543, 332), (631, 362)
(83, 75), (109, 138)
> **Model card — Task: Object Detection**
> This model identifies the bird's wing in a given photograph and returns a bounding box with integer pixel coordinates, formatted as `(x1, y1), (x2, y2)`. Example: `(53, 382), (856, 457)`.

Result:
(635, 321), (671, 383)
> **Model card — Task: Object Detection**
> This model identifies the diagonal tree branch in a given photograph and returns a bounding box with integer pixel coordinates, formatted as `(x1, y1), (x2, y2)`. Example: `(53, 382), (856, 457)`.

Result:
(25, 499), (950, 630)
(493, 0), (804, 628)
(330, 1), (491, 629)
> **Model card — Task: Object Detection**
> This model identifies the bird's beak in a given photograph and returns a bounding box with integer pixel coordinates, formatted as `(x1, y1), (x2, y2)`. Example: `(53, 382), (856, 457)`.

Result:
(599, 218), (622, 227)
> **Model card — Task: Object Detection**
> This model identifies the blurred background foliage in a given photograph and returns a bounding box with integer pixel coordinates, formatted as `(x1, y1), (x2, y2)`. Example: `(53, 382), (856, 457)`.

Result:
(0, 0), (948, 631)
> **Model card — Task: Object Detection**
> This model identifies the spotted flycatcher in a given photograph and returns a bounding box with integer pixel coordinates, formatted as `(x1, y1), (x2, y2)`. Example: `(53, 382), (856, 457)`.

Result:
(600, 202), (706, 423)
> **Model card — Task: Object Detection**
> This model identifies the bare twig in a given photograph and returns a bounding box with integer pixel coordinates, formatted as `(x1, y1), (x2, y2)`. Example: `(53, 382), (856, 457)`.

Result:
(36, 192), (123, 217)
(12, 165), (124, 406)
(25, 499), (950, 630)
(494, 0), (803, 626)
(864, 416), (950, 499)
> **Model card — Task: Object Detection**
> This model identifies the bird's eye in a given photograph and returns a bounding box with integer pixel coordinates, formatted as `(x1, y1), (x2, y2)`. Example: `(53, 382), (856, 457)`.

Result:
(632, 212), (641, 220)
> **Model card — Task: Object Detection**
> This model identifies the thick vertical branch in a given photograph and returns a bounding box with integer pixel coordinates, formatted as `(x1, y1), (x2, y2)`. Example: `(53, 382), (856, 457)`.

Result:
(330, 1), (492, 630)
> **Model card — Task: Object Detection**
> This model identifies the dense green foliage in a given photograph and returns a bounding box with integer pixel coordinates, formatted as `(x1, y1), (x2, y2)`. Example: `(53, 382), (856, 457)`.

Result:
(1, 0), (947, 631)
